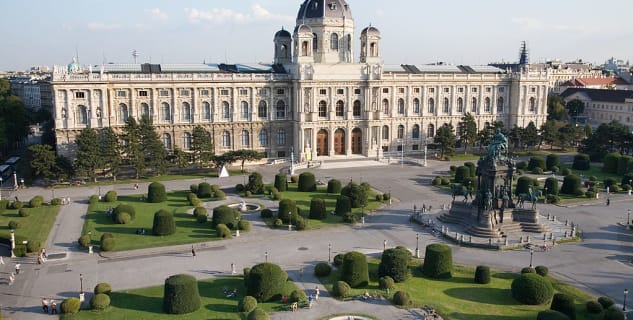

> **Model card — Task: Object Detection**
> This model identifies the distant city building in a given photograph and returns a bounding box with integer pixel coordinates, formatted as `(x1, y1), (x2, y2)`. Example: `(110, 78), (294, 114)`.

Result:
(561, 88), (633, 129)
(602, 57), (631, 76)
(50, 0), (549, 160)
(558, 77), (632, 92)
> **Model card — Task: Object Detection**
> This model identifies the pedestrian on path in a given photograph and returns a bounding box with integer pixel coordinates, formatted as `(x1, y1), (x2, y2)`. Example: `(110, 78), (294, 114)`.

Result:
(42, 298), (49, 313)
(606, 198), (611, 206)
(15, 263), (20, 274)
(0, 256), (4, 265)
(51, 299), (57, 314)
(191, 245), (196, 257)
(8, 272), (14, 285)
(308, 295), (313, 308)
(315, 287), (320, 300)
(231, 263), (236, 274)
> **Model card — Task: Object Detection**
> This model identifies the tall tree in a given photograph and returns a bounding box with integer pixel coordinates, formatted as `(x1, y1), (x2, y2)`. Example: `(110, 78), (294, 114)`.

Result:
(0, 95), (30, 155)
(523, 122), (539, 149)
(508, 126), (524, 150)
(566, 99), (585, 118)
(170, 147), (189, 173)
(139, 115), (168, 175)
(27, 144), (56, 181)
(434, 123), (456, 159)
(547, 95), (568, 121)
(225, 149), (264, 172)
(101, 127), (121, 180)
(477, 123), (495, 151)
(54, 155), (75, 182)
(459, 113), (478, 154)
(191, 126), (213, 166)
(121, 117), (144, 178)
(540, 120), (560, 150)
(75, 128), (101, 182)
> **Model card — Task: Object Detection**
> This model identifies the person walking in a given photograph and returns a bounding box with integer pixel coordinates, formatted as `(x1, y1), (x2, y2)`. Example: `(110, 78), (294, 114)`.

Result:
(315, 287), (320, 300)
(231, 263), (236, 274)
(42, 298), (49, 313)
(308, 295), (313, 308)
(15, 263), (20, 274)
(8, 272), (14, 285)
(0, 256), (4, 265)
(50, 299), (57, 314)
(191, 245), (196, 257)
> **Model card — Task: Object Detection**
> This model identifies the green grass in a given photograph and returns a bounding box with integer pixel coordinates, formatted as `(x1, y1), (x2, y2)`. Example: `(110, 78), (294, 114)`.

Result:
(0, 204), (60, 248)
(446, 153), (483, 161)
(82, 191), (234, 251)
(261, 183), (384, 230)
(321, 259), (601, 320)
(60, 276), (302, 320)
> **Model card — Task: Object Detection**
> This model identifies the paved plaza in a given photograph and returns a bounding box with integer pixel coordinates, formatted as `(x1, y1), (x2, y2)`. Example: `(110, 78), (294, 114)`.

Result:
(0, 159), (631, 319)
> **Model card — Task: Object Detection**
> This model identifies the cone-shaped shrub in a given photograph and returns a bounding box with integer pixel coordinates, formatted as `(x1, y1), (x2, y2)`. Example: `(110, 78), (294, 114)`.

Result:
(147, 182), (167, 202)
(422, 243), (453, 279)
(378, 246), (412, 282)
(309, 198), (327, 220)
(245, 263), (288, 302)
(342, 251), (369, 288)
(153, 209), (176, 236)
(163, 274), (201, 314)
(298, 172), (316, 192)
(274, 174), (288, 192)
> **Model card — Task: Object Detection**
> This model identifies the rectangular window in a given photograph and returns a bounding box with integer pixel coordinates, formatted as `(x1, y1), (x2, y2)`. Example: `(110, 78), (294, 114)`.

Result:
(413, 88), (420, 94)
(443, 87), (450, 93)
(428, 88), (435, 93)
(382, 88), (389, 94)
(75, 92), (85, 99)
(458, 87), (464, 93)
(397, 145), (403, 151)
(531, 87), (537, 93)
(277, 151), (286, 158)
(354, 88), (361, 95)
(486, 87), (492, 93)
(240, 89), (248, 95)
(138, 90), (148, 97)
(259, 88), (268, 95)
(220, 89), (229, 96)
(160, 90), (169, 97)
(180, 90), (190, 96)
(499, 87), (505, 92)
(398, 87), (405, 94)
(117, 90), (127, 97)
(337, 88), (344, 95)
(276, 88), (285, 95)
(412, 144), (419, 151)
(319, 89), (327, 95)
(471, 87), (478, 93)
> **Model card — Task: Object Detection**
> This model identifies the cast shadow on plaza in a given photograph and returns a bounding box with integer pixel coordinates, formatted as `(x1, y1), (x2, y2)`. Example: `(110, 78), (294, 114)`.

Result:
(447, 313), (526, 320)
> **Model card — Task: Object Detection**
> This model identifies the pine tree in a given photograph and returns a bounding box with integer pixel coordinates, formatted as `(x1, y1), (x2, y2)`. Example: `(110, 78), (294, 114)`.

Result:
(459, 113), (478, 154)
(434, 123), (456, 159)
(121, 117), (144, 179)
(139, 115), (168, 176)
(191, 126), (213, 166)
(101, 127), (121, 180)
(75, 128), (102, 182)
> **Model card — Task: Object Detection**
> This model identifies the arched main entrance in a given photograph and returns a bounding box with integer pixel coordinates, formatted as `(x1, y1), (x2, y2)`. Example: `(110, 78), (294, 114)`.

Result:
(352, 128), (362, 154)
(334, 128), (346, 155)
(317, 129), (329, 156)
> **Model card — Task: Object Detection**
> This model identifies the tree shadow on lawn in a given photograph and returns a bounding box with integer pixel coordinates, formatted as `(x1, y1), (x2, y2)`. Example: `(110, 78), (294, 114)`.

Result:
(199, 278), (242, 313)
(110, 291), (163, 314)
(492, 272), (517, 280)
(443, 287), (517, 305)
(444, 312), (528, 320)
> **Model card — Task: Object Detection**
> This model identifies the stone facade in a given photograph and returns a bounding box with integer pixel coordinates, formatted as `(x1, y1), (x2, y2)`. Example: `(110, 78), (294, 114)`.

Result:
(51, 0), (548, 160)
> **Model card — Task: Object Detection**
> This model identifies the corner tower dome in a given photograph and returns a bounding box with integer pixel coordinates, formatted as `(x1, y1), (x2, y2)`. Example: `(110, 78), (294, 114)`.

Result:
(297, 0), (352, 21)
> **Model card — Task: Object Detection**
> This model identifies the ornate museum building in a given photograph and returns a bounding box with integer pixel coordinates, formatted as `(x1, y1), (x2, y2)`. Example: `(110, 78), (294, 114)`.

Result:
(51, 0), (548, 161)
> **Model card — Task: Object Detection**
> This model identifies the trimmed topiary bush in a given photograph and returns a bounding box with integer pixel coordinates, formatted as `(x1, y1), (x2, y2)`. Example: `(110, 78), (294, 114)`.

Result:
(246, 172), (265, 194)
(61, 297), (81, 314)
(341, 182), (369, 208)
(10, 201), (23, 210)
(572, 154), (591, 171)
(277, 199), (298, 224)
(332, 280), (351, 298)
(293, 215), (306, 230)
(0, 199), (9, 211)
(474, 265), (491, 284)
(393, 291), (411, 306)
(516, 176), (537, 196)
(115, 212), (131, 224)
(333, 253), (344, 267)
(104, 191), (117, 202)
(235, 184), (245, 193)
(190, 184), (199, 194)
(238, 219), (251, 231)
(327, 179), (342, 193)
(598, 296), (615, 309)
(94, 282), (112, 295)
(378, 246), (412, 282)
(536, 310), (570, 320)
(535, 265), (549, 277)
(193, 207), (207, 217)
(335, 195), (352, 215)
(90, 293), (111, 311)
(617, 155), (633, 175)
(163, 274), (201, 314)
(528, 157), (546, 171)
(298, 172), (317, 192)
(309, 198), (327, 220)
(546, 154), (560, 171)
(247, 308), (270, 320)
(585, 300), (603, 314)
(88, 195), (99, 205)
(521, 267), (536, 274)
(422, 243), (453, 279)
(603, 306), (625, 320)
(216, 224), (232, 239)
(290, 289), (307, 303)
(544, 178), (559, 196)
(147, 182), (167, 203)
(314, 262), (332, 277)
(273, 219), (283, 228)
(29, 195), (44, 208)
(274, 174), (288, 192)
(50, 198), (62, 206)
(532, 167), (544, 174)
(245, 263), (288, 302)
(212, 205), (239, 228)
(8, 220), (21, 230)
(215, 189), (227, 200)
(432, 177), (442, 186)
(196, 212), (208, 223)
(197, 182), (213, 198)
(187, 193), (201, 206)
(511, 273), (554, 305)
(260, 208), (273, 218)
(18, 208), (30, 217)
(379, 276), (395, 290)
(13, 244), (26, 257)
(26, 240), (41, 253)
(153, 209), (176, 236)
(454, 166), (470, 183)
(113, 203), (136, 221)
(238, 296), (258, 313)
(561, 175), (582, 196)
(603, 152), (621, 174)
(101, 237), (115, 251)
(464, 162), (476, 177)
(342, 251), (369, 288)
(78, 235), (91, 248)
(550, 293), (576, 320)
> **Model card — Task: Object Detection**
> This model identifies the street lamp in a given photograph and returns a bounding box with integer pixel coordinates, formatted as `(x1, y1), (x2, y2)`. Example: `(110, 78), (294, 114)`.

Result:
(399, 139), (404, 168)
(623, 288), (628, 311)
(265, 251), (268, 263)
(80, 273), (84, 293)
(328, 243), (331, 263)
(529, 248), (534, 267)
(383, 239), (387, 251)
(0, 177), (3, 200)
(415, 233), (420, 258)
(628, 209), (631, 226)
(288, 212), (292, 231)
(361, 204), (365, 225)
(9, 229), (15, 258)
(544, 187), (548, 204)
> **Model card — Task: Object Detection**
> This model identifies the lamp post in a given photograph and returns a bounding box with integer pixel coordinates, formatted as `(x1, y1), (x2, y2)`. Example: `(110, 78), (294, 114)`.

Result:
(623, 288), (628, 311)
(328, 243), (331, 263)
(383, 239), (387, 251)
(415, 233), (420, 258)
(400, 139), (404, 168)
(628, 209), (631, 226)
(288, 212), (292, 231)
(361, 204), (365, 225)
(0, 177), (3, 200)
(544, 187), (548, 204)
(423, 141), (428, 167)
(265, 251), (268, 263)
(9, 229), (15, 258)
(80, 273), (84, 293)
(529, 248), (534, 267)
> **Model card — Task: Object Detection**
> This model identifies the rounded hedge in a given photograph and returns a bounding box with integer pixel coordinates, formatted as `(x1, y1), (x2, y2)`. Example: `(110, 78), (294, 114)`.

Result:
(335, 195), (352, 215)
(293, 215), (306, 230)
(572, 154), (591, 170)
(153, 209), (176, 236)
(260, 208), (273, 218)
(511, 273), (554, 305)
(454, 166), (470, 183)
(29, 196), (44, 208)
(61, 297), (81, 314)
(113, 204), (136, 221)
(18, 208), (30, 217)
(342, 251), (369, 288)
(378, 247), (412, 283)
(246, 172), (265, 194)
(585, 300), (603, 314)
(432, 177), (442, 186)
(13, 244), (26, 257)
(464, 162), (476, 177)
(298, 172), (317, 192)
(215, 189), (226, 200)
(213, 205), (239, 228)
(535, 265), (549, 277)
(197, 182), (213, 198)
(238, 220), (251, 231)
(101, 238), (115, 251)
(528, 157), (547, 171)
(115, 212), (131, 224)
(245, 263), (288, 302)
(309, 198), (327, 220)
(327, 179), (342, 193)
(536, 310), (570, 320)
(216, 224), (232, 239)
(273, 219), (283, 228)
(51, 198), (62, 205)
(163, 274), (201, 314)
(393, 291), (411, 306)
(314, 262), (332, 277)
(147, 182), (167, 203)
(190, 184), (199, 194)
(544, 178), (559, 196)
(78, 235), (91, 247)
(94, 282), (112, 295)
(274, 174), (288, 192)
(196, 212), (209, 223)
(474, 265), (491, 284)
(603, 306), (625, 320)
(90, 293), (111, 311)
(516, 176), (537, 196)
(333, 253), (344, 267)
(561, 175), (582, 196)
(550, 293), (576, 320)
(603, 152), (621, 174)
(521, 267), (536, 274)
(236, 184), (245, 192)
(89, 195), (99, 204)
(100, 232), (113, 242)
(546, 154), (560, 171)
(238, 296), (258, 313)
(8, 220), (21, 230)
(104, 191), (117, 202)
(26, 240), (41, 253)
(10, 200), (23, 210)
(598, 296), (615, 309)
(290, 289), (307, 303)
(422, 243), (453, 279)
(277, 199), (298, 224)
(247, 308), (270, 320)
(379, 276), (395, 290)
(561, 168), (572, 176)
(193, 206), (207, 217)
(332, 280), (351, 298)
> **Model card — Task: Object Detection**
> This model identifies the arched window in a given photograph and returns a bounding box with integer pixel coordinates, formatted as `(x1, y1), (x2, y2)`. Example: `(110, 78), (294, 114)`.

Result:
(203, 102), (211, 120)
(529, 97), (536, 112)
(398, 98), (405, 114)
(277, 128), (286, 145)
(318, 101), (327, 117)
(163, 133), (172, 150)
(336, 100), (344, 117)
(412, 124), (420, 139)
(382, 99), (389, 114)
(301, 41), (309, 56)
(484, 97), (491, 112)
(497, 97), (504, 113)
(427, 124), (435, 138)
(397, 125), (404, 139)
(241, 130), (250, 147)
(312, 33), (318, 54)
(119, 103), (129, 123)
(183, 132), (192, 150)
(182, 102), (191, 122)
(471, 97), (477, 112)
(222, 101), (231, 119)
(161, 102), (171, 121)
(222, 131), (231, 147)
(382, 125), (389, 140)
(353, 100), (361, 117)
(457, 98), (464, 113)
(276, 100), (286, 119)
(140, 103), (150, 118)
(77, 105), (88, 125)
(370, 42), (376, 56)
(258, 101), (268, 118)
(428, 98), (435, 113)
(281, 44), (288, 58)
(241, 101), (249, 120)
(413, 98), (420, 114)
(443, 98), (450, 113)
(259, 129), (268, 146)
(330, 33), (339, 50)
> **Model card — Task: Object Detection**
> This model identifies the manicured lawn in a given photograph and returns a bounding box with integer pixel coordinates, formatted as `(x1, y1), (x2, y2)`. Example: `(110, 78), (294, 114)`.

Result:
(60, 276), (301, 320)
(321, 259), (601, 320)
(446, 153), (483, 161)
(52, 169), (243, 188)
(0, 204), (60, 249)
(82, 191), (235, 251)
(261, 183), (384, 230)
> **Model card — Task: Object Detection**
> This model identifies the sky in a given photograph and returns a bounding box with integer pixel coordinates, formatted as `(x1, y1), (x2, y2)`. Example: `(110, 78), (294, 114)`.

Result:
(1, 0), (632, 71)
